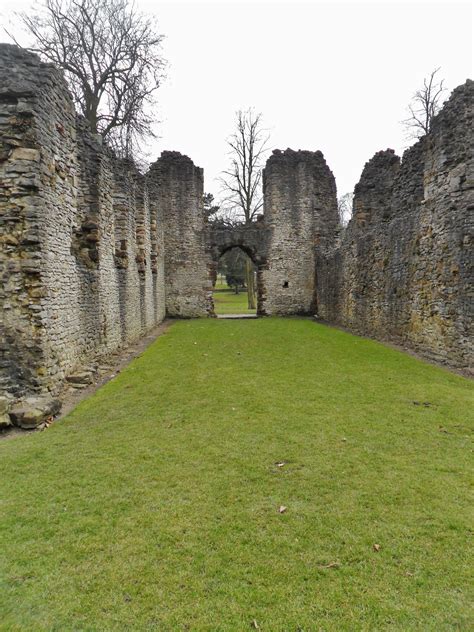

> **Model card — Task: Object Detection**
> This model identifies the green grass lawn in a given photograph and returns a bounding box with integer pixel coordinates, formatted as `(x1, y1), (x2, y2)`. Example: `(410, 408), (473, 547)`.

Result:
(1, 318), (473, 631)
(213, 286), (256, 315)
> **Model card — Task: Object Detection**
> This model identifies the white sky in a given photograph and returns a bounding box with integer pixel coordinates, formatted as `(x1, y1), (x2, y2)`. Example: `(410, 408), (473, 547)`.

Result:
(2, 0), (473, 199)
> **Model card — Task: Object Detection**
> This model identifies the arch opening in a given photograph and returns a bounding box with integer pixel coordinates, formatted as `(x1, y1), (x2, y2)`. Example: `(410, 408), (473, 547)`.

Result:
(212, 246), (259, 317)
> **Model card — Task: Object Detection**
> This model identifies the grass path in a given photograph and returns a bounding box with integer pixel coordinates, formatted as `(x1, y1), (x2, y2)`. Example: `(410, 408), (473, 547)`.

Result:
(213, 287), (256, 315)
(1, 318), (473, 631)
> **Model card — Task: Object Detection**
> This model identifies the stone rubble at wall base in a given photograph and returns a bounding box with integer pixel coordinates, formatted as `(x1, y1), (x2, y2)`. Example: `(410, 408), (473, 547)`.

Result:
(1, 44), (472, 429)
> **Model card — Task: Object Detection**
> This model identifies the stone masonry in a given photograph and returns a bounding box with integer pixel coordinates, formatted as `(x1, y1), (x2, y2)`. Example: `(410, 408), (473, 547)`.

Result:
(261, 149), (339, 315)
(0, 45), (166, 401)
(150, 152), (213, 318)
(0, 43), (472, 425)
(317, 80), (473, 369)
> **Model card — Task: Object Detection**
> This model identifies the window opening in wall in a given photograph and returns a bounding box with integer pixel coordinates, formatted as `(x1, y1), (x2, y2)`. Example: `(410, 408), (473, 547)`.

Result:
(283, 281), (289, 288)
(213, 247), (257, 317)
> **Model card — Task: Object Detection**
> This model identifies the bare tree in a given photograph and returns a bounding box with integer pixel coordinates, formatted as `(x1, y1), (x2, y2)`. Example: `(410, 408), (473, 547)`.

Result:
(219, 108), (270, 308)
(402, 68), (447, 139)
(203, 193), (220, 220)
(337, 192), (353, 227)
(13, 0), (165, 159)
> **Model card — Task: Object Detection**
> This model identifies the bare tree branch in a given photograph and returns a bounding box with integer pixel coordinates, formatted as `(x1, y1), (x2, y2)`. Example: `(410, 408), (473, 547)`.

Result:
(16, 0), (166, 160)
(402, 68), (447, 140)
(217, 108), (270, 309)
(337, 192), (353, 228)
(218, 108), (270, 224)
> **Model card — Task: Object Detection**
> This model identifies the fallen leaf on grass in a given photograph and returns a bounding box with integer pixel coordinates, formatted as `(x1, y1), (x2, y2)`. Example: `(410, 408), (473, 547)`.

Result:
(251, 620), (259, 629)
(373, 543), (381, 552)
(279, 505), (287, 514)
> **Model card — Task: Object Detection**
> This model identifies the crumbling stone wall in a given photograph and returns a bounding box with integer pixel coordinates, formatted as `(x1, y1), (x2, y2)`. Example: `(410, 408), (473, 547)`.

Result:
(151, 151), (213, 318)
(1, 42), (471, 410)
(0, 45), (165, 397)
(317, 80), (473, 370)
(262, 149), (339, 315)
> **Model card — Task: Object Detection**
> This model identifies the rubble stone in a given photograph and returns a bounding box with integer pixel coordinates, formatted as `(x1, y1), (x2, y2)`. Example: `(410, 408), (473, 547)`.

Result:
(9, 396), (61, 429)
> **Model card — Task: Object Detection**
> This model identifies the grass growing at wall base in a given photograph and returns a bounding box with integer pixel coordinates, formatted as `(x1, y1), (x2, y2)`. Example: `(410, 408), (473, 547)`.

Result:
(1, 318), (472, 631)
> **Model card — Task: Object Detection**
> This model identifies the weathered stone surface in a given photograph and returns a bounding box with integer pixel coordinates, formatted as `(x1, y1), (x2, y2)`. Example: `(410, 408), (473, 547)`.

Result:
(65, 371), (93, 385)
(0, 396), (10, 414)
(0, 44), (165, 398)
(261, 149), (339, 315)
(207, 150), (340, 317)
(150, 151), (213, 318)
(10, 396), (61, 429)
(0, 42), (472, 415)
(0, 395), (13, 427)
(10, 147), (40, 162)
(317, 80), (473, 370)
(0, 413), (12, 428)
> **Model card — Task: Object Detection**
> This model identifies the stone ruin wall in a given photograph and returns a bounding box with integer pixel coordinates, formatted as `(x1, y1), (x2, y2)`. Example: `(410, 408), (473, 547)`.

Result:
(151, 152), (213, 318)
(1, 43), (472, 417)
(261, 149), (339, 315)
(317, 80), (473, 370)
(0, 45), (168, 397)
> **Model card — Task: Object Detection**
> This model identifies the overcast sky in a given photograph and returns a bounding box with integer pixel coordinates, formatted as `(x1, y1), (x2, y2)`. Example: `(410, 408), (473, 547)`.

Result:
(2, 0), (473, 199)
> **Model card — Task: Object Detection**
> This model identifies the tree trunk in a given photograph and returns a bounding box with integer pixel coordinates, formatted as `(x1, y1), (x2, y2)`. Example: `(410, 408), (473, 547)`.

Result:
(246, 260), (256, 309)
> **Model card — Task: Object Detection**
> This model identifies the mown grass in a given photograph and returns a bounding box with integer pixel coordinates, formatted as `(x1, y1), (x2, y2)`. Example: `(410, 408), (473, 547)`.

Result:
(1, 318), (473, 631)
(213, 286), (256, 315)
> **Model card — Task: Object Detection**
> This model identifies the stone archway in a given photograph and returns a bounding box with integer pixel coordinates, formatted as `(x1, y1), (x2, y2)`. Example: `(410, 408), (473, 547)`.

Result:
(209, 220), (269, 315)
(156, 149), (339, 319)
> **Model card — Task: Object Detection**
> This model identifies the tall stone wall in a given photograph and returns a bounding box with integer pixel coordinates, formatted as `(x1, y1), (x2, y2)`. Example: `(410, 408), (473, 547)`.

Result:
(261, 149), (339, 315)
(0, 45), (166, 397)
(151, 151), (213, 318)
(317, 80), (473, 370)
(1, 42), (471, 407)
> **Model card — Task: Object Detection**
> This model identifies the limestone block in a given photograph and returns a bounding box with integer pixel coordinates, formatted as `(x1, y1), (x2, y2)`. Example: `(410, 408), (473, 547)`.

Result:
(10, 147), (40, 162)
(10, 397), (61, 429)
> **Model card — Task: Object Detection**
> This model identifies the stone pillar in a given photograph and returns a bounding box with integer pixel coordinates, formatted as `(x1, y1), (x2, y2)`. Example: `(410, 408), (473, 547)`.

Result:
(261, 149), (338, 315)
(152, 151), (213, 317)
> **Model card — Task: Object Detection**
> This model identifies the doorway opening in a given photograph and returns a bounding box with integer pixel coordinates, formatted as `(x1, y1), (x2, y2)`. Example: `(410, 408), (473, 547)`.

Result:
(213, 247), (258, 317)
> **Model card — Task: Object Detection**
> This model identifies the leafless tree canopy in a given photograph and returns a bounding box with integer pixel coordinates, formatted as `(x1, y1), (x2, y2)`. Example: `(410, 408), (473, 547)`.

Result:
(218, 109), (269, 309)
(219, 109), (270, 224)
(16, 0), (165, 159)
(337, 192), (353, 227)
(403, 68), (447, 139)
